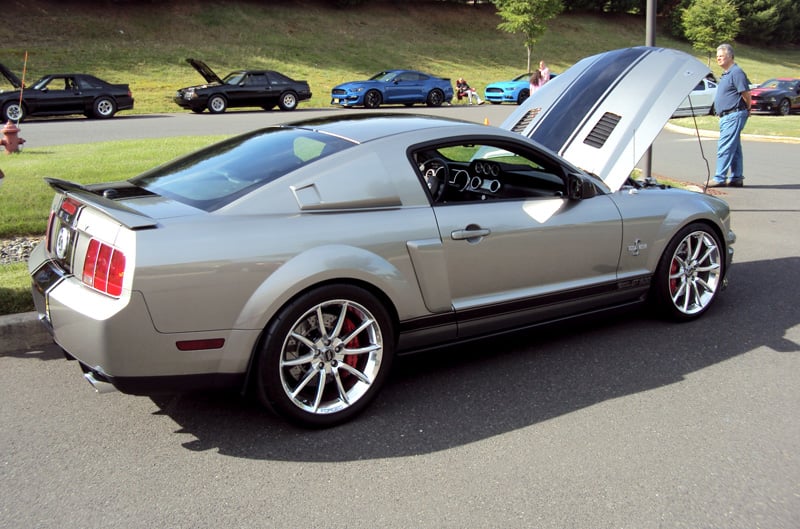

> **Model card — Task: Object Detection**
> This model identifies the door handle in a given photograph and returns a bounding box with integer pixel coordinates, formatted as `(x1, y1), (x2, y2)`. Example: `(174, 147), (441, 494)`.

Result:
(451, 227), (491, 241)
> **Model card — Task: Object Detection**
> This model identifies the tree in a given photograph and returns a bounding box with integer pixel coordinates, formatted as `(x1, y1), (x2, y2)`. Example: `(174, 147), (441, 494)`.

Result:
(681, 0), (741, 64)
(493, 0), (564, 73)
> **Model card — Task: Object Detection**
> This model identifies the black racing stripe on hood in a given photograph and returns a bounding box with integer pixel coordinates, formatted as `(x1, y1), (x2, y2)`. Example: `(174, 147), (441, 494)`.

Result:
(530, 47), (651, 154)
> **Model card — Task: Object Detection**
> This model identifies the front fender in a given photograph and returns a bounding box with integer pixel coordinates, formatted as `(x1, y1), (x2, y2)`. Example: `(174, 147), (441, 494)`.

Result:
(233, 244), (428, 331)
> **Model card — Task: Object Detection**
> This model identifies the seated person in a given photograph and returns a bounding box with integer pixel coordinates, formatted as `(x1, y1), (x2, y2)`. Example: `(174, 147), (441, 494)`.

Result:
(456, 77), (484, 105)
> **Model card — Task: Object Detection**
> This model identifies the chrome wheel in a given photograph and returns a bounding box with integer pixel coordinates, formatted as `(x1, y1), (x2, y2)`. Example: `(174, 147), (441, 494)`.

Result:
(207, 95), (227, 113)
(3, 102), (23, 122)
(655, 224), (723, 320)
(278, 92), (298, 111)
(257, 285), (393, 427)
(777, 99), (790, 116)
(93, 97), (116, 118)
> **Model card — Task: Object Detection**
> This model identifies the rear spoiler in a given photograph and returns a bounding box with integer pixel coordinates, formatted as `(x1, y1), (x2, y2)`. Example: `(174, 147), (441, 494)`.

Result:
(45, 177), (158, 230)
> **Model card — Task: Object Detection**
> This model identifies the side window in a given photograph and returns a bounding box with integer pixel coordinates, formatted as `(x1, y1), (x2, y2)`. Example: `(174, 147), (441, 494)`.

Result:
(246, 73), (267, 86)
(412, 141), (566, 204)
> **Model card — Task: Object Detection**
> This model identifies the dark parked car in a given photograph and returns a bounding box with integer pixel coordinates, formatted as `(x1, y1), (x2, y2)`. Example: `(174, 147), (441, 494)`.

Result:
(0, 63), (134, 122)
(749, 77), (800, 116)
(173, 59), (312, 114)
(331, 69), (453, 108)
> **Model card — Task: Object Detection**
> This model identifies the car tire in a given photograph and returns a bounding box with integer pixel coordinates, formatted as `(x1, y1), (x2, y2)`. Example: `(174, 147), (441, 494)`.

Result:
(516, 89), (530, 105)
(278, 91), (298, 111)
(3, 101), (25, 122)
(426, 88), (444, 107)
(255, 284), (395, 428)
(777, 98), (791, 116)
(651, 223), (724, 321)
(207, 95), (227, 114)
(92, 97), (117, 119)
(363, 90), (382, 109)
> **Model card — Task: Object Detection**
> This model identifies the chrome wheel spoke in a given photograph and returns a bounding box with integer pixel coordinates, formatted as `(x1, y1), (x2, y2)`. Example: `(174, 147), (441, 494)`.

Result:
(312, 369), (327, 411)
(332, 369), (351, 405)
(337, 362), (371, 385)
(291, 365), (320, 398)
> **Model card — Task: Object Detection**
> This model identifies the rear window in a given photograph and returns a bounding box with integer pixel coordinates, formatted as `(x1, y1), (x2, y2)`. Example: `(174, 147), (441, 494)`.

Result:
(130, 127), (356, 211)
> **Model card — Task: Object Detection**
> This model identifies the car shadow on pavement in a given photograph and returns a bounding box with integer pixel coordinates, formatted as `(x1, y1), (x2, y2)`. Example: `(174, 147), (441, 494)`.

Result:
(139, 256), (800, 461)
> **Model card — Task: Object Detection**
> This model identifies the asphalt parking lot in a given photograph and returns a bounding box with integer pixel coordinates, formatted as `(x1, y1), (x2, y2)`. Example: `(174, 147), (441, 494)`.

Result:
(1, 111), (798, 528)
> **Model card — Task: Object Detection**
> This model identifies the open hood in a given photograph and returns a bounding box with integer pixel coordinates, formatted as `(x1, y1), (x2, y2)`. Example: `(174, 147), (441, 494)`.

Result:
(0, 62), (23, 89)
(186, 58), (223, 84)
(500, 47), (710, 192)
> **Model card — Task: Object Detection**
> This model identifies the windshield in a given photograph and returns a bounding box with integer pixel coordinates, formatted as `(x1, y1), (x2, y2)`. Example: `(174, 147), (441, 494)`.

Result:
(130, 127), (356, 211)
(222, 72), (245, 85)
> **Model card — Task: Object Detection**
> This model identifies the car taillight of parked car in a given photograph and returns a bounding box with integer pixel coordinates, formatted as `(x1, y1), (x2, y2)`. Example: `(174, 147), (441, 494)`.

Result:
(82, 239), (126, 297)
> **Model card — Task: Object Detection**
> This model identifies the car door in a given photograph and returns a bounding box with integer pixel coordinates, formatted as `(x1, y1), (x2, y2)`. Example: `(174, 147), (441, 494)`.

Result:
(30, 75), (82, 114)
(385, 72), (423, 103)
(230, 72), (267, 108)
(420, 140), (623, 338)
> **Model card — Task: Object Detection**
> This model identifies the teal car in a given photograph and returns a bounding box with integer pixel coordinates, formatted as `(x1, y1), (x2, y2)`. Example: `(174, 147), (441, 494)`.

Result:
(484, 73), (532, 105)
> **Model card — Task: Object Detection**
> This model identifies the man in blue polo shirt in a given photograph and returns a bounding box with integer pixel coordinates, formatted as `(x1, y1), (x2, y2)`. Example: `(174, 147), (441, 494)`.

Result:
(708, 43), (751, 188)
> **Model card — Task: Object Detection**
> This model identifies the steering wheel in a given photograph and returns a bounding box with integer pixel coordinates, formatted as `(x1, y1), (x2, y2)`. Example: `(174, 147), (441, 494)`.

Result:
(420, 157), (449, 202)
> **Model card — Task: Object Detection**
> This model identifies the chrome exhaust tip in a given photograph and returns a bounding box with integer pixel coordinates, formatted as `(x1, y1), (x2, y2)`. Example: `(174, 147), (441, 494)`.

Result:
(84, 370), (117, 394)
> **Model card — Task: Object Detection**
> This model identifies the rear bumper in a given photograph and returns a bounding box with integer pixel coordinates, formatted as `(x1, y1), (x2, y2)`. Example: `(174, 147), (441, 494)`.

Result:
(29, 245), (257, 395)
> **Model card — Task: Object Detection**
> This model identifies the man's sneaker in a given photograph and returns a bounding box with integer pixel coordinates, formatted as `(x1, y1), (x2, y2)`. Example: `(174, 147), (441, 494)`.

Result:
(705, 180), (727, 188)
(728, 180), (744, 187)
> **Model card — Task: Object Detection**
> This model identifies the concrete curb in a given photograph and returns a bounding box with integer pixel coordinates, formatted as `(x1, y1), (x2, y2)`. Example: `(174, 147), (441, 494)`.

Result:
(0, 312), (53, 354)
(664, 122), (800, 144)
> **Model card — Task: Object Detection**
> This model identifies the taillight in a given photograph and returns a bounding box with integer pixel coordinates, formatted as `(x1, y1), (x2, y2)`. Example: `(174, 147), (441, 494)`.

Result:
(82, 238), (126, 297)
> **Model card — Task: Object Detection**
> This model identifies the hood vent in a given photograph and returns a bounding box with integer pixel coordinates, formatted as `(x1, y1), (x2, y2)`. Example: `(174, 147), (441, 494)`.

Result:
(583, 112), (621, 149)
(509, 107), (542, 134)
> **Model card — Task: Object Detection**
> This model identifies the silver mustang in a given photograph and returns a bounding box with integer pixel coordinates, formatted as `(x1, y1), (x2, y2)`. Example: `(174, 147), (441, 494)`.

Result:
(29, 47), (734, 427)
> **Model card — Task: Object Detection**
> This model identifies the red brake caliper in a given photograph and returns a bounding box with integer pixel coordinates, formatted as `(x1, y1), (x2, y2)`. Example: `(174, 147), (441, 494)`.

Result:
(669, 258), (679, 295)
(341, 311), (360, 376)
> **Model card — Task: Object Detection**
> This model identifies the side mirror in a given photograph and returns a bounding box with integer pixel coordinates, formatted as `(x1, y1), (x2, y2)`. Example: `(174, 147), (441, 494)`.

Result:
(566, 173), (597, 200)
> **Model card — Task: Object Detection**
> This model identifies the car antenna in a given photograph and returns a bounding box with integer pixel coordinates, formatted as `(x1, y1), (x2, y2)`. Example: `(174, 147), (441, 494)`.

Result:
(15, 51), (28, 125)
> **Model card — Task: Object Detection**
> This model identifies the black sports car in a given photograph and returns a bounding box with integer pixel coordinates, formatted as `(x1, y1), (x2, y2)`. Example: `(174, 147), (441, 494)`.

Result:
(173, 59), (312, 114)
(0, 63), (134, 122)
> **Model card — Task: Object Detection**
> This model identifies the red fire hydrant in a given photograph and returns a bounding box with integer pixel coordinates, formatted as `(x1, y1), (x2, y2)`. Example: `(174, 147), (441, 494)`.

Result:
(1, 120), (25, 154)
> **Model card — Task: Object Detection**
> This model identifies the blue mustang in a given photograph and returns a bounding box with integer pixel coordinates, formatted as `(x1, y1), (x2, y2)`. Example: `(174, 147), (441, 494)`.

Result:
(484, 73), (533, 105)
(331, 70), (453, 108)
(484, 72), (559, 105)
